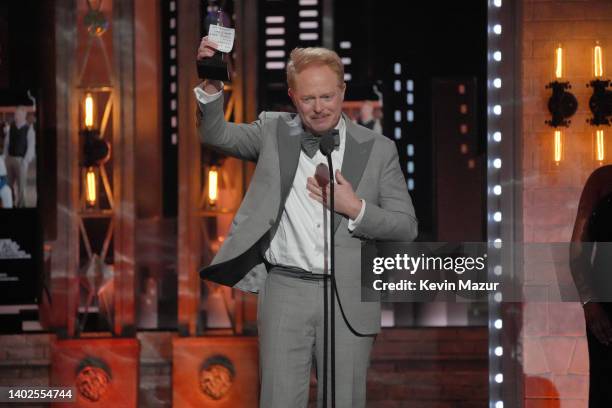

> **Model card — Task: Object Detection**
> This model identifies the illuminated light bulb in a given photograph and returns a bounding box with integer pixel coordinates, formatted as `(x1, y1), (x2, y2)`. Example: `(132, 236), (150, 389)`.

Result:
(554, 130), (563, 165)
(495, 347), (503, 356)
(555, 44), (563, 79)
(85, 168), (97, 207)
(594, 43), (603, 78)
(84, 93), (95, 130)
(208, 166), (219, 206)
(596, 129), (605, 163)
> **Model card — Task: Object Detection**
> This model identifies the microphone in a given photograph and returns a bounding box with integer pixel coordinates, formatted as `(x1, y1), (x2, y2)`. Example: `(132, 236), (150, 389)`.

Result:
(315, 163), (330, 204)
(315, 163), (330, 188)
(319, 129), (338, 156)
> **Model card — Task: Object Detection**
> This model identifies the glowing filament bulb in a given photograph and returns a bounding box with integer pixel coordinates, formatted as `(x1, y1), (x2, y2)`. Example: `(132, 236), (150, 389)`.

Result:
(554, 130), (563, 164)
(84, 93), (94, 129)
(594, 44), (603, 78)
(208, 167), (219, 205)
(86, 168), (97, 206)
(555, 45), (563, 79)
(596, 129), (605, 163)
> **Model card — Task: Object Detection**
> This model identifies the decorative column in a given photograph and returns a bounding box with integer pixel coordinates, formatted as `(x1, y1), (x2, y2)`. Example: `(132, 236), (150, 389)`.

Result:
(50, 0), (139, 406)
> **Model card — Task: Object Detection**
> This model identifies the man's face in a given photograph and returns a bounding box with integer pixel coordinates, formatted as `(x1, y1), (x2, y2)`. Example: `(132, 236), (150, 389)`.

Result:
(288, 64), (345, 135)
(14, 107), (26, 123)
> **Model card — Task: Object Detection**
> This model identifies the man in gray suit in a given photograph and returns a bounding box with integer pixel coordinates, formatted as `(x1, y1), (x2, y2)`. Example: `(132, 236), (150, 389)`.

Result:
(195, 40), (417, 407)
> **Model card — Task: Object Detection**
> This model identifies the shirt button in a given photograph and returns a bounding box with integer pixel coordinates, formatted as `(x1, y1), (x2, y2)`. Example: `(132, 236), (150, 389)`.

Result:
(316, 223), (321, 228)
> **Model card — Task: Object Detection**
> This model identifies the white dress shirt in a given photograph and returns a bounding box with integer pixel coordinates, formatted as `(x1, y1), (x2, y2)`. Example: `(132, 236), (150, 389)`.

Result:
(194, 86), (365, 274)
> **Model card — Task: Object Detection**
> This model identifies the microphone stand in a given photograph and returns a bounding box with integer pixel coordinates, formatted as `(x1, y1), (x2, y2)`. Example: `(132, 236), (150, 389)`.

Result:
(326, 153), (336, 408)
(318, 131), (338, 408)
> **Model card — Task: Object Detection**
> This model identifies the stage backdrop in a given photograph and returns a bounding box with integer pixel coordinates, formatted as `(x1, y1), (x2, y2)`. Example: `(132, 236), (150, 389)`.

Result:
(0, 209), (41, 303)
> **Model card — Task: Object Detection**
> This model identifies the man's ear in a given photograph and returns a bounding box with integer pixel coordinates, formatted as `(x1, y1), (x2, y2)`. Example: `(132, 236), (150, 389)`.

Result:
(288, 88), (295, 102)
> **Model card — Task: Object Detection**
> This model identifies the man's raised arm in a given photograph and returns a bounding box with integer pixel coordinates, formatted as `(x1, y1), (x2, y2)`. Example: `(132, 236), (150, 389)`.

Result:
(195, 36), (264, 162)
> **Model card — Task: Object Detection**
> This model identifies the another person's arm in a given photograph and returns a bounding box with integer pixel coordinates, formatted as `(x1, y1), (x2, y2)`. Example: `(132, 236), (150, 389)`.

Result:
(2, 125), (9, 158)
(570, 169), (612, 345)
(24, 125), (35, 165)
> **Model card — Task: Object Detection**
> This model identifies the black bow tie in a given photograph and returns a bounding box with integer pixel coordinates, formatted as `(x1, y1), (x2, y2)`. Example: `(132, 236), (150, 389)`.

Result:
(301, 131), (340, 158)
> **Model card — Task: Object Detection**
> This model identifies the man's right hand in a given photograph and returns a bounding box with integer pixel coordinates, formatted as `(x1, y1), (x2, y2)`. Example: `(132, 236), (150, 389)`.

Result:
(584, 302), (612, 345)
(197, 36), (223, 94)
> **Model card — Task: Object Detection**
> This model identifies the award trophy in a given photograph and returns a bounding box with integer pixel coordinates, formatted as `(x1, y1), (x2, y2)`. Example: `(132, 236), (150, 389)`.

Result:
(197, 9), (234, 82)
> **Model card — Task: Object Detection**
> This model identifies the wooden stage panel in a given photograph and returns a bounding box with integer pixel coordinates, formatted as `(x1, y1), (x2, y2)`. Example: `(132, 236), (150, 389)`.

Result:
(50, 338), (140, 407)
(172, 336), (259, 407)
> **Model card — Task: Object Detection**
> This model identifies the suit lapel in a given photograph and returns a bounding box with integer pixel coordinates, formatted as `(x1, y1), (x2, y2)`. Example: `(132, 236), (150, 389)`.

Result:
(276, 115), (303, 212)
(276, 114), (375, 235)
(334, 117), (375, 234)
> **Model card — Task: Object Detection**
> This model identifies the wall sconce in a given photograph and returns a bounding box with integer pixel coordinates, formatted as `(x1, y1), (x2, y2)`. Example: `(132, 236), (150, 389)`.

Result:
(546, 44), (578, 127)
(546, 44), (577, 165)
(587, 42), (611, 164)
(80, 91), (110, 208)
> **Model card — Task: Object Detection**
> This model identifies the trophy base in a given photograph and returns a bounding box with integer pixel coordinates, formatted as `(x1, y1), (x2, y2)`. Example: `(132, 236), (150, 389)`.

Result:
(197, 58), (230, 82)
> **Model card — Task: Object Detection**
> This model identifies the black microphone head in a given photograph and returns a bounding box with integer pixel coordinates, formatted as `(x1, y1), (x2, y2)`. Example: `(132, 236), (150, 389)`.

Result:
(319, 129), (338, 156)
(315, 163), (330, 187)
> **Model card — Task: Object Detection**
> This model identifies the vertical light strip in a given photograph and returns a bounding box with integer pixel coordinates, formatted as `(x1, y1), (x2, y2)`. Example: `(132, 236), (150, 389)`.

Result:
(168, 0), (178, 145)
(407, 77), (414, 187)
(338, 40), (352, 81)
(298, 0), (320, 44)
(264, 12), (287, 71)
(487, 0), (514, 406)
(391, 63), (415, 191)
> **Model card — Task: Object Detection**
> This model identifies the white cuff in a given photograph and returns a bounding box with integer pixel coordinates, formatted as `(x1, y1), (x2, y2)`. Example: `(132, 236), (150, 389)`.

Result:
(347, 199), (366, 232)
(193, 85), (223, 106)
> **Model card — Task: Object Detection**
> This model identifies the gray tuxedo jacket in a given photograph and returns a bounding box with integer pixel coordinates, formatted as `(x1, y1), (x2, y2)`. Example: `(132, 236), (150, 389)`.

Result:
(197, 96), (418, 335)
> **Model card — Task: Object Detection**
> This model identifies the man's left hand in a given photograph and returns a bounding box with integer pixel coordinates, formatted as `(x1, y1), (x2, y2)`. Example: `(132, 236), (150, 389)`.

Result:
(307, 170), (362, 220)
